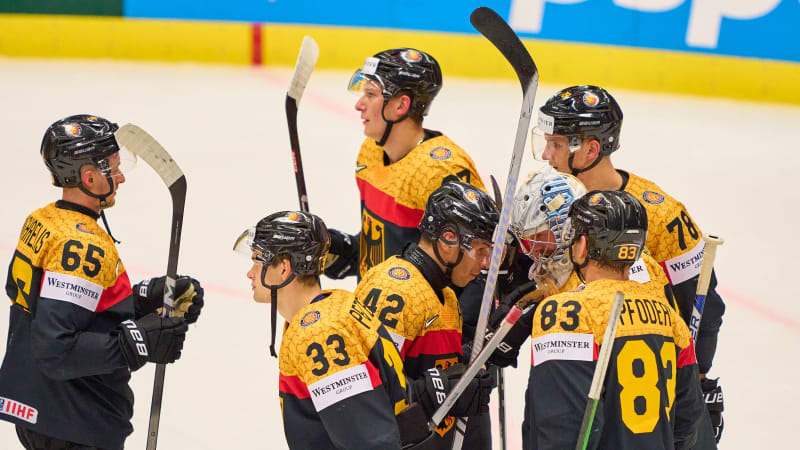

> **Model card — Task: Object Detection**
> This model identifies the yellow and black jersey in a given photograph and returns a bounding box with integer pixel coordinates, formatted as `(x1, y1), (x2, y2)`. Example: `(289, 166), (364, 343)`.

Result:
(527, 279), (704, 450)
(0, 201), (134, 449)
(621, 170), (725, 373)
(355, 131), (485, 278)
(355, 255), (463, 442)
(559, 250), (672, 302)
(278, 289), (409, 450)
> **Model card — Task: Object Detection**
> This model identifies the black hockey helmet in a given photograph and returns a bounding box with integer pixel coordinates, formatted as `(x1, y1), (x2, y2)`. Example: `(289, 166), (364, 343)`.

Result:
(41, 114), (121, 187)
(419, 179), (499, 254)
(233, 211), (330, 358)
(348, 48), (443, 118)
(536, 85), (623, 156)
(563, 190), (647, 264)
(247, 211), (331, 277)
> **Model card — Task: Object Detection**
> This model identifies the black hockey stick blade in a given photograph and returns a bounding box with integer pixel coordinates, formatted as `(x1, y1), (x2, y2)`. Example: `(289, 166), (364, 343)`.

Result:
(470, 7), (538, 93)
(115, 124), (187, 450)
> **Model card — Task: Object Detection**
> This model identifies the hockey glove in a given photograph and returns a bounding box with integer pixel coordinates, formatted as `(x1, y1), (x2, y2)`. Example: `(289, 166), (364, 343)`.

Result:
(118, 314), (188, 371)
(323, 229), (359, 279)
(412, 363), (495, 420)
(463, 280), (539, 368)
(701, 377), (724, 443)
(133, 275), (205, 323)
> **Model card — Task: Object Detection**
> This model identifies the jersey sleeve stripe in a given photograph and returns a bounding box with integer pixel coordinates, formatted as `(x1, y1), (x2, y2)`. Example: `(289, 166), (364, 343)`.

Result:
(365, 359), (383, 389)
(96, 271), (132, 313)
(403, 329), (462, 358)
(279, 373), (311, 399)
(356, 178), (425, 228)
(677, 339), (698, 368)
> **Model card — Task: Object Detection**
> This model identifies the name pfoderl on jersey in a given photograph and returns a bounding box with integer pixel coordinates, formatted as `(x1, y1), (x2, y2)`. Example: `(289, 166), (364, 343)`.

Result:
(40, 271), (103, 312)
(628, 258), (651, 284)
(619, 298), (673, 327)
(660, 239), (705, 284)
(531, 332), (594, 367)
(308, 364), (374, 412)
(0, 396), (38, 424)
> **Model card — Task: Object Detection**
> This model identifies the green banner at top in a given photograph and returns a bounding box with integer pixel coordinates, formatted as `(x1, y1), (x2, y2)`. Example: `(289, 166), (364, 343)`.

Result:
(0, 0), (122, 16)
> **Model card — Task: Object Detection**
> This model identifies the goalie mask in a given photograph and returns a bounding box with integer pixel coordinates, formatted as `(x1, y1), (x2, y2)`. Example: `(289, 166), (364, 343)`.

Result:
(510, 166), (586, 294)
(234, 211), (330, 357)
(562, 190), (648, 281)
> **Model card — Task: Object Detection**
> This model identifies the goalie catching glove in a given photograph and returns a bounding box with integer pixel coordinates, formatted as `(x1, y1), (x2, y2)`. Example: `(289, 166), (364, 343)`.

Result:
(117, 314), (188, 371)
(132, 275), (204, 323)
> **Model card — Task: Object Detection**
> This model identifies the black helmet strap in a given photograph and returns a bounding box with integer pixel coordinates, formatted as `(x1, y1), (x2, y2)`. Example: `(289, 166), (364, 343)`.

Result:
(260, 263), (296, 358)
(569, 148), (605, 177)
(568, 240), (589, 284)
(376, 100), (410, 147)
(432, 226), (464, 278)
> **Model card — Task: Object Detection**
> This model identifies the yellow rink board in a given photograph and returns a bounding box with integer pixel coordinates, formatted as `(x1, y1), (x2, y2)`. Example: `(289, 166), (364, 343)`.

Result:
(2, 13), (798, 105)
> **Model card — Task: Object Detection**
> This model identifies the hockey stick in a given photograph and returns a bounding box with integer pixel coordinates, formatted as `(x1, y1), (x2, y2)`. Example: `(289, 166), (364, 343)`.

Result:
(115, 124), (187, 450)
(689, 234), (724, 340)
(488, 174), (507, 450)
(285, 36), (319, 213)
(454, 7), (538, 449)
(575, 291), (625, 450)
(430, 302), (531, 428)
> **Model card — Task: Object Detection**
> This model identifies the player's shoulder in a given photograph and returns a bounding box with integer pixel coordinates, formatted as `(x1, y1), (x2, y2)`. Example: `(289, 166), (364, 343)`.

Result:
(21, 203), (121, 281)
(356, 138), (383, 167)
(623, 171), (688, 215)
(357, 256), (426, 295)
(411, 133), (485, 189)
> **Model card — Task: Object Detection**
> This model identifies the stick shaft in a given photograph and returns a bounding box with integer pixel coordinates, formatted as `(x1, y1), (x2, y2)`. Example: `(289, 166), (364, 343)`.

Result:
(689, 234), (724, 340)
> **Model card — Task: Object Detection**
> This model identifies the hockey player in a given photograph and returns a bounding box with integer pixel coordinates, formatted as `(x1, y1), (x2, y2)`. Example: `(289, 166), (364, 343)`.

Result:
(0, 114), (204, 449)
(354, 180), (497, 449)
(481, 167), (676, 448)
(527, 190), (705, 449)
(234, 211), (481, 449)
(323, 48), (485, 281)
(533, 85), (724, 445)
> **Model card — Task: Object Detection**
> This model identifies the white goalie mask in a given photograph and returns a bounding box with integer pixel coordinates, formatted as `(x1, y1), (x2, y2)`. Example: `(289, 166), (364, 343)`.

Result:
(510, 165), (586, 294)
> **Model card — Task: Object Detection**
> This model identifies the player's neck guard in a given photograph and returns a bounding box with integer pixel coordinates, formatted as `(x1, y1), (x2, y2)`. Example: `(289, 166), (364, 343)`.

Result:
(402, 243), (448, 303)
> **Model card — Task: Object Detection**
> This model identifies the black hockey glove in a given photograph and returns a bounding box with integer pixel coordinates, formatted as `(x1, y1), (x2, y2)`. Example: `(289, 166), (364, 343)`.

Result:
(701, 377), (724, 443)
(463, 280), (539, 368)
(412, 363), (494, 420)
(133, 275), (205, 323)
(323, 229), (359, 279)
(117, 314), (188, 371)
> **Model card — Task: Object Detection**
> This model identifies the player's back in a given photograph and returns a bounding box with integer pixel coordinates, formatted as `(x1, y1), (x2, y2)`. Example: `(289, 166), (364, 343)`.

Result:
(279, 289), (408, 450)
(529, 279), (703, 450)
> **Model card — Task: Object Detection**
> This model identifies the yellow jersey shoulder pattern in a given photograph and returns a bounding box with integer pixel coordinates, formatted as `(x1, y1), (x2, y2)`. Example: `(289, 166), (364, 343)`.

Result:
(8, 203), (130, 313)
(355, 256), (462, 372)
(623, 171), (705, 284)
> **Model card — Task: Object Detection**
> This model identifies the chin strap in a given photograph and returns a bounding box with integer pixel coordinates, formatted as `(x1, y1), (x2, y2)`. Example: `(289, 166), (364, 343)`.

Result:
(78, 173), (120, 243)
(568, 244), (589, 284)
(569, 152), (605, 177)
(375, 102), (410, 147)
(260, 265), (296, 358)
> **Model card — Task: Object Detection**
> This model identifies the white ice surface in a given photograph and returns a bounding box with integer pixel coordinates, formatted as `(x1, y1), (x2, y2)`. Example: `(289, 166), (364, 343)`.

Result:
(0, 57), (798, 449)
